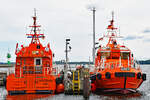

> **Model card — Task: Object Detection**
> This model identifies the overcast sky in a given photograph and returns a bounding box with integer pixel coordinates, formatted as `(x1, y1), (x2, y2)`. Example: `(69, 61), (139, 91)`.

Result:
(0, 0), (150, 62)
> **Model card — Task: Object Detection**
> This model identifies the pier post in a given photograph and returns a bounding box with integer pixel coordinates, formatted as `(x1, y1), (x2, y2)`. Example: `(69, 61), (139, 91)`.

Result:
(83, 70), (90, 98)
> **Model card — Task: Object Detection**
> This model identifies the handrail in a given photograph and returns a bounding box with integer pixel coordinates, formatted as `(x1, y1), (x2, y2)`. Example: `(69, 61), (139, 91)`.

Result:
(17, 64), (54, 76)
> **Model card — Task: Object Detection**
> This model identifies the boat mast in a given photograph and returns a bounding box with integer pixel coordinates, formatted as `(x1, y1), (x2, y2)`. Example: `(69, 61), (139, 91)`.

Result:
(106, 11), (118, 46)
(32, 9), (37, 43)
(26, 9), (45, 44)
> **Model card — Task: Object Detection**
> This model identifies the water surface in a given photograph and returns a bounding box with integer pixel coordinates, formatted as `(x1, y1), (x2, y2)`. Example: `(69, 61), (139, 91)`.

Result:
(0, 65), (150, 100)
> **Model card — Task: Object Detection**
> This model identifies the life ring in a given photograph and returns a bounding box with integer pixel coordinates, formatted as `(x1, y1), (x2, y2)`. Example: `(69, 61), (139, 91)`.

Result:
(105, 72), (111, 79)
(137, 72), (142, 79)
(97, 73), (101, 80)
(142, 73), (146, 81)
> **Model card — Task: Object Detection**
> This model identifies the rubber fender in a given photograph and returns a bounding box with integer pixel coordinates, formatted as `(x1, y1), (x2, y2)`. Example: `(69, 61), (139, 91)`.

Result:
(105, 72), (111, 79)
(97, 73), (101, 80)
(137, 72), (142, 79)
(56, 84), (64, 93)
(142, 73), (146, 81)
(91, 83), (96, 92)
(3, 77), (6, 87)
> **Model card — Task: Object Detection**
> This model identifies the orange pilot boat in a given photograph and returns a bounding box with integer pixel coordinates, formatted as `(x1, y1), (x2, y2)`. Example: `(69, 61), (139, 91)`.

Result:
(6, 11), (56, 94)
(91, 12), (146, 94)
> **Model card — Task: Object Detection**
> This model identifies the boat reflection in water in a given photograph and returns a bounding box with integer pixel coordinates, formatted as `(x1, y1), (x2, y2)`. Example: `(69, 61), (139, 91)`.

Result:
(6, 94), (53, 100)
(95, 91), (143, 100)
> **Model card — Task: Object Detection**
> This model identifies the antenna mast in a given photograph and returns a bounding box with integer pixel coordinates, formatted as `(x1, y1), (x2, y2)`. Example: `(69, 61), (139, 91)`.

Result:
(89, 7), (96, 64)
(26, 9), (45, 44)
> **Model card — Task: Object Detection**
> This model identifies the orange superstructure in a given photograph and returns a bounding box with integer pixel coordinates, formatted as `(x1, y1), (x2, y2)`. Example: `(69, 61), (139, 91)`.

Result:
(91, 12), (146, 94)
(6, 10), (56, 94)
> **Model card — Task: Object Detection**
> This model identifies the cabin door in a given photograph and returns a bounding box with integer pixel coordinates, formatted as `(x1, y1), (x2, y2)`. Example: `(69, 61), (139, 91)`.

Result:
(34, 58), (42, 88)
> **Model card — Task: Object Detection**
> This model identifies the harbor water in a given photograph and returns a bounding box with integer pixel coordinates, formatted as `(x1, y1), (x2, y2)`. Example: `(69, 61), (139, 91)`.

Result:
(0, 65), (150, 100)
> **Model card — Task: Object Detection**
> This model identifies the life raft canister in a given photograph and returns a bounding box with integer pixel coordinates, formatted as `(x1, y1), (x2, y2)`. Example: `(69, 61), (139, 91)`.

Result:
(142, 73), (146, 81)
(137, 72), (142, 79)
(105, 72), (111, 79)
(97, 73), (101, 80)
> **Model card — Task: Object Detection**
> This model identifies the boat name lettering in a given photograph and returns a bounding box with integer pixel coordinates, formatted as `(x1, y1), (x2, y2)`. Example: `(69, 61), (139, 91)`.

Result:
(120, 67), (130, 71)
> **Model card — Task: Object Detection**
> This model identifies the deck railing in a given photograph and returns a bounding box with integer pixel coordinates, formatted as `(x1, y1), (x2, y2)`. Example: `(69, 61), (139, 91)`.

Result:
(97, 59), (140, 70)
(15, 64), (54, 77)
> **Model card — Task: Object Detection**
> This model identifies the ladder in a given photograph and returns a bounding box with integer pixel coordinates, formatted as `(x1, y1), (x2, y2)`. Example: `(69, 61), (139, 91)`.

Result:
(72, 70), (80, 94)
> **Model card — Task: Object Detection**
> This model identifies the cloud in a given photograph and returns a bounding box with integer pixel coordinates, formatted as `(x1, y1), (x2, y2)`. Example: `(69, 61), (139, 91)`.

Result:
(143, 29), (150, 33)
(122, 35), (143, 40)
(0, 0), (150, 62)
(143, 38), (150, 42)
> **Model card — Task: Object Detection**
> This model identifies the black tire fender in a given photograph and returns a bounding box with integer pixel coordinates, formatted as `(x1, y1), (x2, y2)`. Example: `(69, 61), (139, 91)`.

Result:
(142, 73), (146, 81)
(137, 72), (142, 79)
(90, 75), (96, 81)
(97, 73), (101, 80)
(105, 72), (111, 79)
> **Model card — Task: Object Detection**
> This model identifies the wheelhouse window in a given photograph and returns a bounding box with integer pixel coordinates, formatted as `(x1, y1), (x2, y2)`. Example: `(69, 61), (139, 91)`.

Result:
(34, 58), (43, 74)
(37, 45), (40, 49)
(111, 52), (120, 59)
(121, 52), (130, 59)
(35, 58), (42, 66)
(101, 52), (110, 59)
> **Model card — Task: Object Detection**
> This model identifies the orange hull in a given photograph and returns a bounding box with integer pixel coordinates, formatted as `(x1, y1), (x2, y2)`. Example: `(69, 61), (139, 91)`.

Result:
(7, 74), (56, 94)
(96, 77), (143, 89)
(93, 68), (144, 93)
